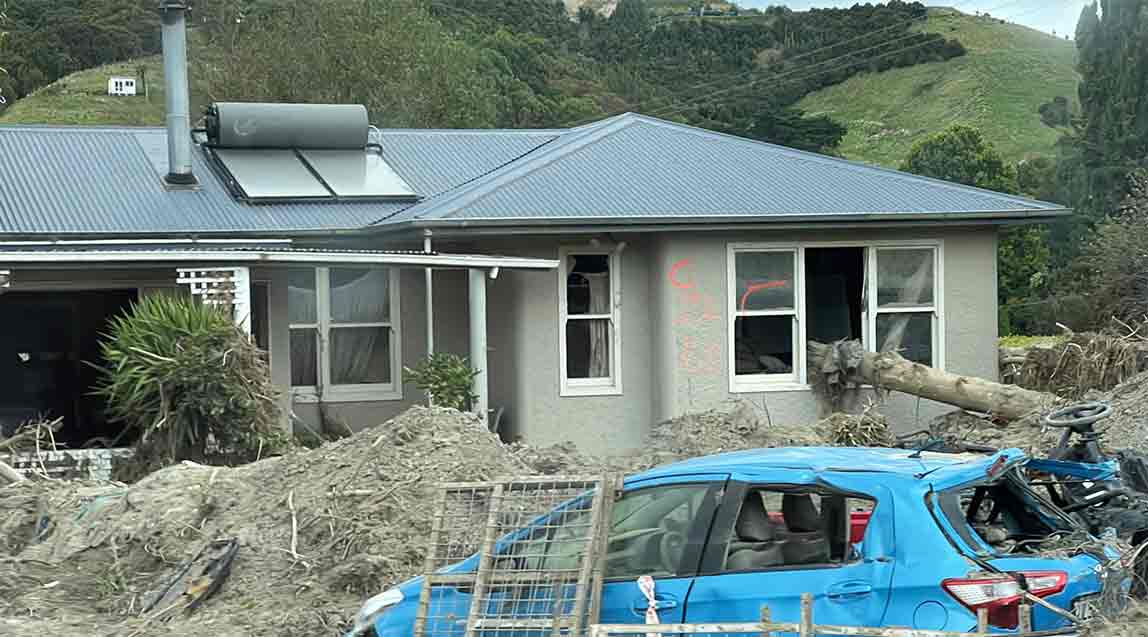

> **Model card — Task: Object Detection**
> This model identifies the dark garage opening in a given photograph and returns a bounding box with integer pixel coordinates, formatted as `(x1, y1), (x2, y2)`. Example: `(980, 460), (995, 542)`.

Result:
(0, 290), (138, 447)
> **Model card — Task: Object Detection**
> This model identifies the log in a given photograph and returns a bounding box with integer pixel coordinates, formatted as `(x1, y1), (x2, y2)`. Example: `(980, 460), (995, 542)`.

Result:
(0, 459), (26, 484)
(809, 340), (1056, 421)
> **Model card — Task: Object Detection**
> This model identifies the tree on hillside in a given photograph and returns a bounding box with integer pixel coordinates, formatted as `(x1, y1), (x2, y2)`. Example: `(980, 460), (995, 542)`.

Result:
(901, 125), (1051, 334)
(901, 125), (1019, 193)
(203, 0), (507, 128)
(1059, 0), (1148, 221)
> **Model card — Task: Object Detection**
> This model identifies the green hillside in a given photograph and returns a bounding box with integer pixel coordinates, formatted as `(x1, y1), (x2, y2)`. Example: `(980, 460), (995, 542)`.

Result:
(0, 55), (215, 127)
(798, 8), (1079, 167)
(2, 58), (166, 126)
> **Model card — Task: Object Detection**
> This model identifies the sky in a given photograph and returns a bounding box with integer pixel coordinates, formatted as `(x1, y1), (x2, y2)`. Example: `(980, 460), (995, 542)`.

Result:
(738, 1), (1093, 37)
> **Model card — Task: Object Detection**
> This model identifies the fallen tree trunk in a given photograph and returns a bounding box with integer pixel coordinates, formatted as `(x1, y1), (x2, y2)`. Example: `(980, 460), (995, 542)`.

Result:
(0, 459), (26, 484)
(809, 340), (1057, 421)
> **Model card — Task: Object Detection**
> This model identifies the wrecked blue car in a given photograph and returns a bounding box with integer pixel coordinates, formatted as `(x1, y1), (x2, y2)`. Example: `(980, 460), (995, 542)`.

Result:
(347, 447), (1127, 636)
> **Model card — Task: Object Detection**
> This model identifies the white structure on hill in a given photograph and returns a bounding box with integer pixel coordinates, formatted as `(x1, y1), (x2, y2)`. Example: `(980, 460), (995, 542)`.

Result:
(107, 77), (137, 96)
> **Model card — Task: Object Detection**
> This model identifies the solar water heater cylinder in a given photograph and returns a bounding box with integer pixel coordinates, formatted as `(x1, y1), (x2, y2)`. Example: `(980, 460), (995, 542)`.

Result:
(159, 1), (196, 185)
(208, 103), (369, 149)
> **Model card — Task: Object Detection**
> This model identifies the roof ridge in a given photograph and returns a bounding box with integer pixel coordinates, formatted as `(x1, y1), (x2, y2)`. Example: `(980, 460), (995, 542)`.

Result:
(400, 113), (643, 222)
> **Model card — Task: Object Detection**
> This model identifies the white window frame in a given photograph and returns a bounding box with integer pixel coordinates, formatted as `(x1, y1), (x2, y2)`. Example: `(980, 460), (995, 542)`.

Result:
(290, 266), (402, 403)
(558, 246), (623, 397)
(728, 240), (943, 394)
(727, 247), (804, 391)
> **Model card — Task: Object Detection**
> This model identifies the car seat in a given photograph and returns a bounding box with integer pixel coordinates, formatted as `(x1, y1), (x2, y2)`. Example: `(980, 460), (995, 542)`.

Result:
(725, 495), (784, 571)
(781, 494), (831, 565)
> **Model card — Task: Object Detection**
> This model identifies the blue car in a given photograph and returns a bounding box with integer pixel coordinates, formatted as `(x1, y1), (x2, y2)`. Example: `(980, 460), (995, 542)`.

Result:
(348, 447), (1126, 636)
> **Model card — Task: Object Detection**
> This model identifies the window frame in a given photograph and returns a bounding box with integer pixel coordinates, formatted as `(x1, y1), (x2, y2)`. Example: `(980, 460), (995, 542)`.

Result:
(727, 240), (944, 394)
(727, 247), (803, 390)
(289, 266), (402, 403)
(558, 246), (623, 397)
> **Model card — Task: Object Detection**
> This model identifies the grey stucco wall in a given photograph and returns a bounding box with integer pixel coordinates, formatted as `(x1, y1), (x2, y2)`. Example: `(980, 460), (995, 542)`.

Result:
(648, 227), (999, 433)
(5, 225), (1000, 450)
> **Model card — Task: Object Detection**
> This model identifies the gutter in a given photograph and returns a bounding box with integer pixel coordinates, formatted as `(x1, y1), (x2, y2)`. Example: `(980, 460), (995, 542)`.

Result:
(371, 209), (1072, 237)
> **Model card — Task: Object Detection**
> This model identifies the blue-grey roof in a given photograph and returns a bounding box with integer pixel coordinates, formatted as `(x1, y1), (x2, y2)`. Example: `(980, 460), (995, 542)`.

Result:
(380, 113), (1065, 227)
(0, 125), (555, 236)
(0, 114), (1065, 237)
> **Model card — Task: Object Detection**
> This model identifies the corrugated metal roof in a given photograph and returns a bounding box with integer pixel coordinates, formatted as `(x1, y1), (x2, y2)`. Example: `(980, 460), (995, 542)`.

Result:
(381, 114), (1065, 226)
(0, 125), (555, 235)
(0, 115), (1064, 237)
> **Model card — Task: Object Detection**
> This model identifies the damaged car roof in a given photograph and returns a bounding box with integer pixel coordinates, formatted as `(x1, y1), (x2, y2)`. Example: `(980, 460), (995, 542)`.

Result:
(635, 446), (1028, 484)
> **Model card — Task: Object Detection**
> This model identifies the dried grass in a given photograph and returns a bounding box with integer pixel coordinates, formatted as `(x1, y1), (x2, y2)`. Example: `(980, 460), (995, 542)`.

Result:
(1003, 320), (1148, 399)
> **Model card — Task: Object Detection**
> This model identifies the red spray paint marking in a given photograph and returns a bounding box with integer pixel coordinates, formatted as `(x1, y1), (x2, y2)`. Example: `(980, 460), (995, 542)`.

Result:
(739, 279), (790, 312)
(668, 259), (694, 289)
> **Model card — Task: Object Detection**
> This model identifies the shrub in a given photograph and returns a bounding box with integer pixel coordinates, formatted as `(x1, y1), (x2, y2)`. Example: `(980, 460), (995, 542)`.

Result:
(403, 353), (478, 411)
(95, 294), (286, 474)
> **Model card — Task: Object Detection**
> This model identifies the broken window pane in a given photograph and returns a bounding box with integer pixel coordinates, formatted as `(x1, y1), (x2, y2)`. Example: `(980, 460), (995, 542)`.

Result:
(566, 255), (610, 315)
(876, 312), (933, 364)
(331, 268), (390, 324)
(330, 326), (392, 384)
(735, 252), (795, 312)
(287, 268), (317, 324)
(566, 318), (611, 379)
(290, 328), (317, 386)
(734, 315), (794, 375)
(877, 249), (934, 307)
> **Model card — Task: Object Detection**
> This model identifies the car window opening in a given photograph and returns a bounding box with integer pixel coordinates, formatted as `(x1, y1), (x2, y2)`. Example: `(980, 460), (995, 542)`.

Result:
(944, 473), (1079, 555)
(722, 487), (875, 572)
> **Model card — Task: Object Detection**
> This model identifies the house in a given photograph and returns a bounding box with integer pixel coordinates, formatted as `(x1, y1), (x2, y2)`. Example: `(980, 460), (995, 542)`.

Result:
(0, 5), (1067, 454)
(107, 76), (138, 96)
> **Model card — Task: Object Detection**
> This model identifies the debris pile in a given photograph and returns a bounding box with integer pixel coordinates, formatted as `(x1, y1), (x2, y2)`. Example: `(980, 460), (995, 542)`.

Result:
(1001, 325), (1148, 399)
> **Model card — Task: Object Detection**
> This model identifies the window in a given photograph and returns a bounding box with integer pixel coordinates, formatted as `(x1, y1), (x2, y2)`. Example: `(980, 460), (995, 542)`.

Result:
(730, 249), (799, 383)
(559, 248), (621, 396)
(872, 247), (936, 365)
(502, 484), (713, 579)
(288, 267), (401, 402)
(720, 487), (873, 573)
(728, 242), (941, 392)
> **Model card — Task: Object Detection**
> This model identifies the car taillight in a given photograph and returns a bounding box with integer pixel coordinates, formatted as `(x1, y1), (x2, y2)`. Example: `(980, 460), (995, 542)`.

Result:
(942, 571), (1067, 629)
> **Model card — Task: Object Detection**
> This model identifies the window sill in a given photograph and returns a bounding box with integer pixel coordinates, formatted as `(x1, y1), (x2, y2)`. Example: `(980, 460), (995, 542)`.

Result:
(730, 381), (812, 394)
(291, 387), (403, 403)
(560, 383), (623, 398)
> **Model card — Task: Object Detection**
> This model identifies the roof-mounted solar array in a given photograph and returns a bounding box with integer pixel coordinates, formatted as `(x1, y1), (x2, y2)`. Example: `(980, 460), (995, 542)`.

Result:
(203, 102), (418, 203)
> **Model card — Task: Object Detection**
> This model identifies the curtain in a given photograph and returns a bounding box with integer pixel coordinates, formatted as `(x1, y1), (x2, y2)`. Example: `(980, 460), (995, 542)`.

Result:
(330, 269), (390, 385)
(880, 254), (932, 353)
(585, 272), (611, 378)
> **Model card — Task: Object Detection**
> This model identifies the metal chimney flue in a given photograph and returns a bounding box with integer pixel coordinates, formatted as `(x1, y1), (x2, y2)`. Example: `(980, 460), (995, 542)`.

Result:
(159, 1), (196, 186)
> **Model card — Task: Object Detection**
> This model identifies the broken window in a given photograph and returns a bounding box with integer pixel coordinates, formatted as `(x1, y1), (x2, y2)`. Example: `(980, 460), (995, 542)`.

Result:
(560, 250), (619, 395)
(728, 243), (940, 391)
(720, 487), (873, 572)
(731, 250), (797, 381)
(939, 473), (1078, 555)
(288, 267), (399, 400)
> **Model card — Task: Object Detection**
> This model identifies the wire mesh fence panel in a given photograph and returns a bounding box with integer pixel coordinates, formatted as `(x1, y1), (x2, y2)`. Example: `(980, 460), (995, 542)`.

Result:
(415, 476), (617, 637)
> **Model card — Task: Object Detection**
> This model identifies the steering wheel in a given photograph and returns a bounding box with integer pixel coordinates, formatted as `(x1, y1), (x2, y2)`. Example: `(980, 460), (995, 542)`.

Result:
(1043, 402), (1111, 430)
(656, 518), (686, 574)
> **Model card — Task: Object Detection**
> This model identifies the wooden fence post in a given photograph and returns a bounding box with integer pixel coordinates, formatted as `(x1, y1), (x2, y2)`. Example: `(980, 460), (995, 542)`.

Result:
(976, 608), (988, 635)
(799, 593), (813, 637)
(1018, 603), (1032, 633)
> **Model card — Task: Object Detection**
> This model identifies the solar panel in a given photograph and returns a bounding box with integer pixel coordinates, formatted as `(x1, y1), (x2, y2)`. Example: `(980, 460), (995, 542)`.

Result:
(299, 150), (417, 199)
(213, 149), (330, 200)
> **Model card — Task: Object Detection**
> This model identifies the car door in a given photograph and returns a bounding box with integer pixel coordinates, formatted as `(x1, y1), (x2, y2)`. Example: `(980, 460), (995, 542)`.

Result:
(596, 473), (729, 626)
(684, 476), (896, 628)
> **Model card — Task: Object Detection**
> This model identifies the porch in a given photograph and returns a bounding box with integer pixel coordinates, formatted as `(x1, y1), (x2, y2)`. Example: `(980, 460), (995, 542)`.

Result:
(0, 240), (557, 446)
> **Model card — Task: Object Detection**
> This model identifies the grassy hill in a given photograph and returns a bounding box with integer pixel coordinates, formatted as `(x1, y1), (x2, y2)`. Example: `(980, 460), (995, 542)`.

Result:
(0, 53), (213, 127)
(798, 7), (1079, 167)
